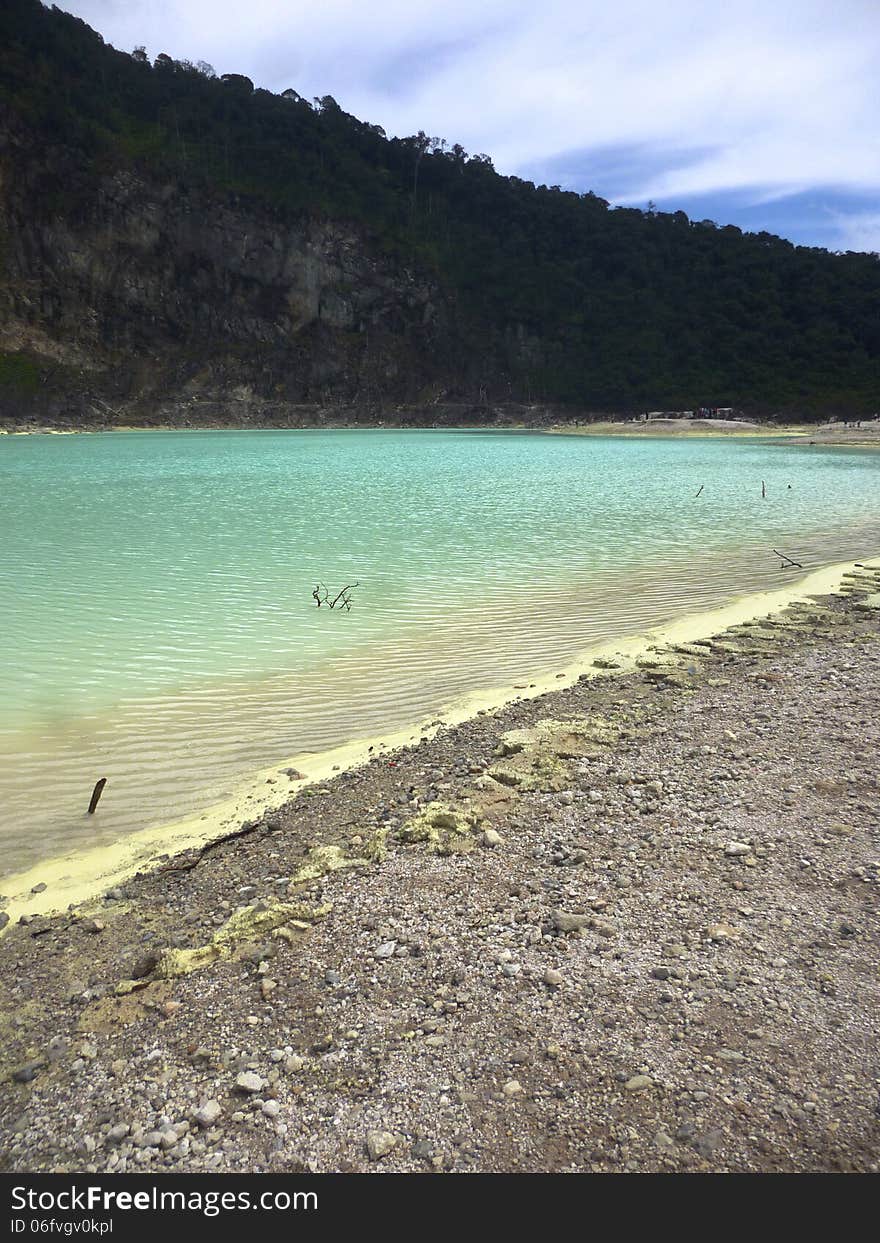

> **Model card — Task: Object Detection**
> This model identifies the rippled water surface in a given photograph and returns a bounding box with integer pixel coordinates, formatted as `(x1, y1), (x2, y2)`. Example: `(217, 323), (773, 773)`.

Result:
(1, 429), (878, 874)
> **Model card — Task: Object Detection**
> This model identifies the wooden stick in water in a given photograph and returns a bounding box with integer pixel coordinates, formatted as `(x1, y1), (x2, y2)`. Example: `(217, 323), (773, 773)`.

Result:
(87, 778), (107, 815)
(772, 548), (803, 569)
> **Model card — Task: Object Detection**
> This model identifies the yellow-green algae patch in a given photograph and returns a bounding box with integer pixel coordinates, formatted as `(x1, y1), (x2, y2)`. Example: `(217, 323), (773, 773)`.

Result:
(288, 839), (386, 883)
(397, 802), (483, 854)
(117, 899), (332, 989)
(113, 838), (389, 989)
(855, 593), (880, 610)
(489, 752), (571, 792)
(496, 715), (623, 758)
(488, 714), (639, 791)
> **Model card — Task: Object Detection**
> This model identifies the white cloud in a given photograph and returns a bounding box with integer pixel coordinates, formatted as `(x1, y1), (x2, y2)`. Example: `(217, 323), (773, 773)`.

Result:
(828, 210), (880, 254)
(62, 1), (880, 238)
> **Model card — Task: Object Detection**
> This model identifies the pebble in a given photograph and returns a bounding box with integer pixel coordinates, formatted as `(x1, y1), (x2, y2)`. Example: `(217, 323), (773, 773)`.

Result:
(365, 1130), (397, 1160)
(552, 910), (590, 933)
(194, 1101), (223, 1128)
(234, 1072), (264, 1094)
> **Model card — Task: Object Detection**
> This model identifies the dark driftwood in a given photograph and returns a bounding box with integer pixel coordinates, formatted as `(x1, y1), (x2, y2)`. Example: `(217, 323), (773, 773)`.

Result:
(773, 548), (803, 569)
(157, 818), (266, 875)
(312, 581), (360, 611)
(87, 778), (107, 815)
(695, 484), (704, 497)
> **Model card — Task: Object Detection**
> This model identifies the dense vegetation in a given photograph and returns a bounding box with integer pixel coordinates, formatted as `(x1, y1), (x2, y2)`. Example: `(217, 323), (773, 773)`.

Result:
(2, 0), (879, 415)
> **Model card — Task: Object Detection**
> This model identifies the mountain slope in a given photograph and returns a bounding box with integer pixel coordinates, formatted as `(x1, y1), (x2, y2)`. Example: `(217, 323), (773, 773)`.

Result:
(1, 0), (878, 424)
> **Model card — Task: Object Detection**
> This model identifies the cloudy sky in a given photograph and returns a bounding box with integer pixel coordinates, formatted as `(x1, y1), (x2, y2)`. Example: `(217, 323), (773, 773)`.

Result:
(61, 1), (880, 253)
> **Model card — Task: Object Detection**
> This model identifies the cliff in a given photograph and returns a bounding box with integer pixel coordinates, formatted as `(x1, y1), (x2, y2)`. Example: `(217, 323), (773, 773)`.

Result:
(1, 0), (879, 425)
(0, 112), (482, 428)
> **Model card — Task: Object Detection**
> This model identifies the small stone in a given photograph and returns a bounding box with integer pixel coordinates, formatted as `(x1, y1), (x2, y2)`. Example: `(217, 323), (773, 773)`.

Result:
(482, 828), (503, 848)
(651, 966), (671, 980)
(692, 1129), (724, 1158)
(31, 882), (47, 894)
(12, 1061), (44, 1084)
(194, 1101), (223, 1128)
(502, 1080), (523, 1097)
(724, 842), (752, 857)
(552, 910), (590, 933)
(624, 1075), (654, 1093)
(107, 1124), (130, 1144)
(708, 923), (738, 942)
(129, 953), (159, 980)
(46, 1037), (68, 1062)
(365, 1130), (397, 1160)
(284, 1055), (304, 1073)
(235, 1071), (264, 1094)
(375, 941), (396, 959)
(262, 1100), (281, 1118)
(543, 968), (564, 988)
(82, 918), (105, 934)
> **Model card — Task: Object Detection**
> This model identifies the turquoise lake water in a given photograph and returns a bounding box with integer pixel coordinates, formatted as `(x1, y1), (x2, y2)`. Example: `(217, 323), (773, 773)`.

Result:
(1, 429), (879, 875)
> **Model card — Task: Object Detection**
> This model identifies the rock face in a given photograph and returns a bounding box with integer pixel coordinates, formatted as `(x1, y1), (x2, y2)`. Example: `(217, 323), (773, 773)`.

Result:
(0, 110), (468, 426)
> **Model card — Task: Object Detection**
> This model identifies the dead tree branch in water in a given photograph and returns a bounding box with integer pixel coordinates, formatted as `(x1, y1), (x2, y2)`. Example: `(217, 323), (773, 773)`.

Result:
(87, 778), (107, 814)
(695, 484), (704, 497)
(312, 582), (360, 611)
(773, 549), (803, 570)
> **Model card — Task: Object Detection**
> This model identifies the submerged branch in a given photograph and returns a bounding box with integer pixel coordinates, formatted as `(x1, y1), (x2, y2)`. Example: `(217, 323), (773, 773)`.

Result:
(773, 548), (803, 570)
(313, 581), (360, 611)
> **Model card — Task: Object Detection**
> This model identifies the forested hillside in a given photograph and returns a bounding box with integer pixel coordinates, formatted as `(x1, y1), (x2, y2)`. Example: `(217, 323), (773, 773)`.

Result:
(1, 0), (878, 423)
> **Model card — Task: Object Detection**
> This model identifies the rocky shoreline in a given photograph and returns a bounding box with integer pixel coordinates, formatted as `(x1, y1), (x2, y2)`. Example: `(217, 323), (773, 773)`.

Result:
(1, 565), (879, 1174)
(3, 413), (879, 446)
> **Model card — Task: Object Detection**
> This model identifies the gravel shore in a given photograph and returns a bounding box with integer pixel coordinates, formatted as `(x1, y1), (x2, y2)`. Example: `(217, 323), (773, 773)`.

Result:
(1, 564), (879, 1174)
